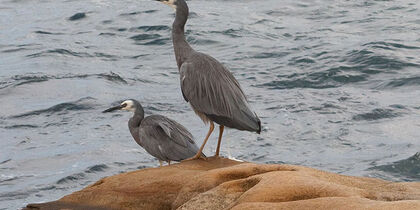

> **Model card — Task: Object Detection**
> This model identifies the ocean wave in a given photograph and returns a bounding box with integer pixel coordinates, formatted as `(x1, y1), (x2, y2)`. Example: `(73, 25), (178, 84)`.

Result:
(95, 72), (128, 83)
(345, 49), (419, 71)
(140, 38), (171, 46)
(209, 29), (243, 38)
(0, 189), (37, 201)
(68, 12), (86, 21)
(1, 44), (41, 54)
(119, 10), (158, 16)
(34, 30), (64, 35)
(0, 72), (128, 90)
(84, 164), (109, 173)
(2, 47), (30, 53)
(0, 174), (33, 185)
(57, 164), (109, 184)
(130, 33), (161, 41)
(0, 159), (11, 165)
(186, 36), (219, 45)
(352, 108), (402, 121)
(3, 124), (39, 129)
(99, 32), (116, 36)
(376, 76), (420, 89)
(56, 172), (86, 184)
(259, 44), (420, 90)
(369, 153), (420, 181)
(143, 102), (187, 114)
(258, 78), (336, 90)
(258, 68), (367, 90)
(129, 33), (170, 45)
(10, 97), (96, 119)
(27, 49), (92, 58)
(26, 48), (120, 60)
(135, 25), (170, 32)
(250, 51), (290, 59)
(363, 41), (420, 50)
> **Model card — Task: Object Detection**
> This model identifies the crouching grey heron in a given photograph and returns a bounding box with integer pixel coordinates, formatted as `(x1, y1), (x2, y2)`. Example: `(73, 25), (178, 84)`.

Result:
(103, 99), (204, 166)
(156, 0), (261, 160)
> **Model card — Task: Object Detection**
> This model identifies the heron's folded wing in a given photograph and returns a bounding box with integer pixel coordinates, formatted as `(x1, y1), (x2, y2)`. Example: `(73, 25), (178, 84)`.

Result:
(154, 117), (199, 160)
(180, 56), (249, 119)
(138, 126), (167, 160)
(154, 116), (196, 148)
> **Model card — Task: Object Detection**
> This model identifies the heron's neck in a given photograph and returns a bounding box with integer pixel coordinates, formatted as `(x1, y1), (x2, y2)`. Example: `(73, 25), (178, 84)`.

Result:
(128, 110), (145, 146)
(130, 113), (143, 126)
(172, 0), (193, 69)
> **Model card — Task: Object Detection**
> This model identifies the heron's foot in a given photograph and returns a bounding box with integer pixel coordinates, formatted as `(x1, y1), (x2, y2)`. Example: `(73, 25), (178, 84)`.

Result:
(183, 154), (207, 162)
(210, 154), (223, 159)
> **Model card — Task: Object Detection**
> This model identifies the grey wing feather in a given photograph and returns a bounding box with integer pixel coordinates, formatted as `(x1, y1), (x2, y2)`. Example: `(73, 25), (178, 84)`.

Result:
(139, 115), (201, 161)
(180, 53), (261, 133)
(158, 121), (172, 138)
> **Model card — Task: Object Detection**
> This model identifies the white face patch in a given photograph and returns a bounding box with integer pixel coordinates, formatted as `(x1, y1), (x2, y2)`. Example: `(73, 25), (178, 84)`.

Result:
(163, 0), (177, 9)
(121, 100), (135, 112)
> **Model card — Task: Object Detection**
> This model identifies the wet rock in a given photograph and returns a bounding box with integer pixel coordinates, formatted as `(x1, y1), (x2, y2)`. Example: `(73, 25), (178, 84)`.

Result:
(25, 157), (420, 210)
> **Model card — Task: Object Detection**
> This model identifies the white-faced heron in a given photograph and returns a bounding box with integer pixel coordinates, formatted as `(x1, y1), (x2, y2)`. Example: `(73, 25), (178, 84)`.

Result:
(103, 99), (205, 166)
(156, 0), (261, 160)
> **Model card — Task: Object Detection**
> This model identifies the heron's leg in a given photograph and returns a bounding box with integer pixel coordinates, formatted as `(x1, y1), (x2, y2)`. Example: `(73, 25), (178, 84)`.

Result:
(184, 121), (214, 161)
(159, 160), (163, 167)
(215, 125), (224, 157)
(168, 160), (171, 166)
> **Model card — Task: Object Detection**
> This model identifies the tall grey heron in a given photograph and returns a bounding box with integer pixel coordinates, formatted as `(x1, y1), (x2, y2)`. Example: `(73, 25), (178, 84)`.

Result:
(156, 0), (261, 160)
(103, 99), (204, 166)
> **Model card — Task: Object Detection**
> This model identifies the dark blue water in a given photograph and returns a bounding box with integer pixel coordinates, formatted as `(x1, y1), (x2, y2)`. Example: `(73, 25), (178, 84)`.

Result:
(1, 0), (420, 209)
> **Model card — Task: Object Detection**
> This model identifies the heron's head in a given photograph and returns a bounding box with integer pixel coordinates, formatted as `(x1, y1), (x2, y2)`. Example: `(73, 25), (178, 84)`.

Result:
(155, 0), (179, 9)
(103, 99), (138, 113)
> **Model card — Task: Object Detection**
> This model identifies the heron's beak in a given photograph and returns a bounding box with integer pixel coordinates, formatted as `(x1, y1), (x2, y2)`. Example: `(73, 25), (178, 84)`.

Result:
(102, 105), (123, 113)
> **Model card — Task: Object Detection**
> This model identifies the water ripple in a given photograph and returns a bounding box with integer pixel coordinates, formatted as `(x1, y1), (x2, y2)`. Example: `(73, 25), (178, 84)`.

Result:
(130, 33), (161, 41)
(10, 97), (96, 119)
(119, 10), (158, 16)
(345, 49), (419, 71)
(56, 173), (86, 184)
(377, 76), (420, 89)
(0, 72), (128, 89)
(85, 164), (109, 173)
(27, 49), (92, 58)
(352, 108), (402, 121)
(34, 31), (64, 35)
(135, 25), (170, 32)
(68, 12), (86, 21)
(363, 41), (420, 50)
(369, 153), (420, 181)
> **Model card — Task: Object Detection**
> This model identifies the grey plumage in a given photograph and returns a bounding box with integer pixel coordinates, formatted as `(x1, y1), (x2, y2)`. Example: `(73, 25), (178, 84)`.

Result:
(180, 53), (261, 132)
(156, 0), (261, 159)
(138, 115), (201, 161)
(103, 99), (203, 165)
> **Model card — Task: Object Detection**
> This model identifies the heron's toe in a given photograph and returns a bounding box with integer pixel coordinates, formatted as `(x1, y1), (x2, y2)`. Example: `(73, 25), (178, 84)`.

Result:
(210, 155), (223, 159)
(183, 154), (206, 162)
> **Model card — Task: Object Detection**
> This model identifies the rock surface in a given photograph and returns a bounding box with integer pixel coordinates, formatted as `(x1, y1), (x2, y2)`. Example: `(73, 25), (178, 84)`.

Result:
(25, 157), (420, 210)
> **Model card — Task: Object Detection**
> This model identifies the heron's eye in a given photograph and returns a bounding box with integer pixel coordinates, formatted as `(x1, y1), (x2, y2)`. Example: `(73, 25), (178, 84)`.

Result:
(121, 103), (127, 107)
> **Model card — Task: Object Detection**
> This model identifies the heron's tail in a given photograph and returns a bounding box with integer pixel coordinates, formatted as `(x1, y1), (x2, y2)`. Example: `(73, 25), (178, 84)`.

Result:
(236, 107), (261, 133)
(256, 113), (261, 134)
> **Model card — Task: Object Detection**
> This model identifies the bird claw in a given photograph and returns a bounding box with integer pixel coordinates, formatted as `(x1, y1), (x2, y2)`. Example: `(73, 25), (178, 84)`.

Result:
(182, 155), (207, 162)
(210, 155), (222, 159)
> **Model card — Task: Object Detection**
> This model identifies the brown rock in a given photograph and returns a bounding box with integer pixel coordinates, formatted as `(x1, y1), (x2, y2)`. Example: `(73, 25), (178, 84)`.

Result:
(25, 157), (420, 210)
